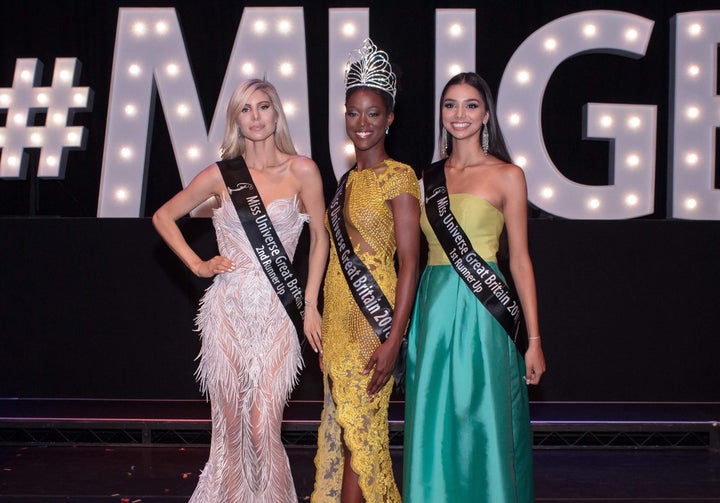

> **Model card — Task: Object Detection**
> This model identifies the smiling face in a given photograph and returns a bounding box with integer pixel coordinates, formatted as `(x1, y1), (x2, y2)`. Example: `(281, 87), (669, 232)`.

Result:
(345, 87), (394, 154)
(441, 83), (490, 144)
(237, 89), (278, 143)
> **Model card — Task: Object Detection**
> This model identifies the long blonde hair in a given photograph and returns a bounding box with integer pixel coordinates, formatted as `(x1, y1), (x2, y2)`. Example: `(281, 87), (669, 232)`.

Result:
(220, 79), (297, 160)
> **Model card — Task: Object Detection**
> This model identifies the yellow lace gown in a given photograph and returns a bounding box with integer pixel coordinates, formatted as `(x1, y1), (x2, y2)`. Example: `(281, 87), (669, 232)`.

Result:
(312, 159), (420, 503)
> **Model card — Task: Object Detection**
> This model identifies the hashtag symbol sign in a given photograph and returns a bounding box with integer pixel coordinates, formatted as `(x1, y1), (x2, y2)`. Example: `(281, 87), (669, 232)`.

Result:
(0, 58), (93, 178)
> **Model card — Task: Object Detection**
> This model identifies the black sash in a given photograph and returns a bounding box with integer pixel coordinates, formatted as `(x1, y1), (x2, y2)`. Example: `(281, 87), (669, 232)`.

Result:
(423, 159), (521, 343)
(217, 157), (305, 336)
(327, 169), (394, 342)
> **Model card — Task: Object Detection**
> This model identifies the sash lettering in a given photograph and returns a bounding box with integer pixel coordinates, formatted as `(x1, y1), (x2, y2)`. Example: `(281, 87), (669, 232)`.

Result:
(423, 159), (521, 344)
(217, 157), (305, 336)
(328, 169), (393, 342)
(328, 167), (406, 388)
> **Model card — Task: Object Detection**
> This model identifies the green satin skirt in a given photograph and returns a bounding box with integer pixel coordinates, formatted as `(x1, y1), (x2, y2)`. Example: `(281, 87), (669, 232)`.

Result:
(403, 264), (534, 502)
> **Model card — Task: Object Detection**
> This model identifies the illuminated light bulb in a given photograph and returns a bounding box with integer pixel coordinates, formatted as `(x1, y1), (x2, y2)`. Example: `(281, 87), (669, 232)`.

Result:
(0, 133), (4, 144)
(176, 103), (189, 117)
(509, 113), (521, 126)
(685, 106), (700, 119)
(277, 19), (292, 35)
(624, 28), (639, 41)
(132, 22), (147, 36)
(59, 70), (72, 82)
(516, 70), (531, 84)
(684, 197), (698, 210)
(67, 132), (79, 143)
(341, 22), (356, 37)
(587, 197), (601, 210)
(540, 186), (554, 199)
(187, 146), (200, 159)
(0, 93), (10, 105)
(283, 102), (297, 116)
(128, 64), (141, 76)
(599, 115), (613, 128)
(624, 193), (639, 206)
(627, 116), (641, 129)
(52, 113), (64, 125)
(124, 104), (137, 117)
(583, 24), (597, 37)
(449, 23), (463, 37)
(20, 70), (32, 82)
(13, 113), (26, 125)
(155, 21), (169, 35)
(685, 152), (699, 165)
(37, 93), (49, 105)
(241, 62), (255, 76)
(344, 142), (355, 156)
(688, 23), (702, 36)
(46, 156), (57, 167)
(73, 92), (86, 105)
(687, 64), (700, 77)
(120, 147), (133, 159)
(253, 20), (268, 34)
(515, 155), (528, 167)
(449, 63), (462, 76)
(279, 62), (294, 76)
(8, 156), (19, 167)
(543, 38), (557, 51)
(626, 154), (640, 167)
(166, 63), (179, 76)
(115, 188), (129, 202)
(30, 132), (42, 144)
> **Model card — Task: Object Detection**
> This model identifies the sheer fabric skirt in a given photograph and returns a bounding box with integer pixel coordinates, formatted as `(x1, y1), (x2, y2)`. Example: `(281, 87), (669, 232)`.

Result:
(190, 265), (302, 503)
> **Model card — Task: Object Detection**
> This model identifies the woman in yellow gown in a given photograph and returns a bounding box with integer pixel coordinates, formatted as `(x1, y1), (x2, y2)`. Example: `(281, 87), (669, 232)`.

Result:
(310, 39), (420, 503)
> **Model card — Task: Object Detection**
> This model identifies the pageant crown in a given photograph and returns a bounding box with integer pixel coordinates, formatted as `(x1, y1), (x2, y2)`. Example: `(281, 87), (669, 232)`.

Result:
(344, 38), (397, 102)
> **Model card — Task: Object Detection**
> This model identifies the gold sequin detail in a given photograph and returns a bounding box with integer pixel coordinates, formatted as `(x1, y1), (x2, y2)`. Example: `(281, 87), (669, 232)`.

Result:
(312, 159), (420, 503)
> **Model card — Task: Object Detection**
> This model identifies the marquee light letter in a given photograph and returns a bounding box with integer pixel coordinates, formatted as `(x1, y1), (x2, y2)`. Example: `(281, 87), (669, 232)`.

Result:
(434, 9), (476, 162)
(669, 11), (720, 219)
(328, 8), (369, 180)
(498, 10), (656, 219)
(98, 7), (310, 217)
(583, 103), (657, 217)
(0, 58), (92, 179)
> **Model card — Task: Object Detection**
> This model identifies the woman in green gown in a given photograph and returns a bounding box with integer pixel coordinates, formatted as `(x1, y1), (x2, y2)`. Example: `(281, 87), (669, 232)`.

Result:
(403, 72), (546, 503)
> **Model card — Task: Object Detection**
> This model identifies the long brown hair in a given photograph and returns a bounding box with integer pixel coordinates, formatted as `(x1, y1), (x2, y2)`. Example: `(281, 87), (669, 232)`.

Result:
(439, 72), (512, 163)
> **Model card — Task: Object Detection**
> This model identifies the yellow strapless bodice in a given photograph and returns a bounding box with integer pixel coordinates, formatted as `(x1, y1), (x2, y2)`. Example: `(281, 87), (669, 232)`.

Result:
(421, 193), (504, 265)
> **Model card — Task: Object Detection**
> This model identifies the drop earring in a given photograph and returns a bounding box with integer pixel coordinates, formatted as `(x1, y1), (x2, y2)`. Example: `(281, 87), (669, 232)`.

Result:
(481, 121), (489, 155)
(385, 126), (389, 135)
(442, 129), (448, 156)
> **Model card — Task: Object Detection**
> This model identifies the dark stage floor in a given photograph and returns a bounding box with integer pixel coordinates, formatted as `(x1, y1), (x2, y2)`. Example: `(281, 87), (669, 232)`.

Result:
(1, 399), (719, 501)
(1, 444), (719, 502)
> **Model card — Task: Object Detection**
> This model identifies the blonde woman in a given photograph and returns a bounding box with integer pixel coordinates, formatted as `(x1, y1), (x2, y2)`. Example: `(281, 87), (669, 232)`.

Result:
(153, 78), (329, 502)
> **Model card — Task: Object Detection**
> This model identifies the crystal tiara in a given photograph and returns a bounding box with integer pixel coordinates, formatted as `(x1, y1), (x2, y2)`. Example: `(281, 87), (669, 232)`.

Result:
(344, 38), (397, 101)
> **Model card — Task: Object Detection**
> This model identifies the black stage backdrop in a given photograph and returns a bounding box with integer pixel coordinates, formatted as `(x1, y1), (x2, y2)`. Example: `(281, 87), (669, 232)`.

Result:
(0, 0), (718, 402)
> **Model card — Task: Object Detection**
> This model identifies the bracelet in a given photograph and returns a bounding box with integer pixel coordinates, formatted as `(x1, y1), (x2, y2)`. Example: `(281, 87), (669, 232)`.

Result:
(528, 336), (541, 340)
(304, 299), (315, 306)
